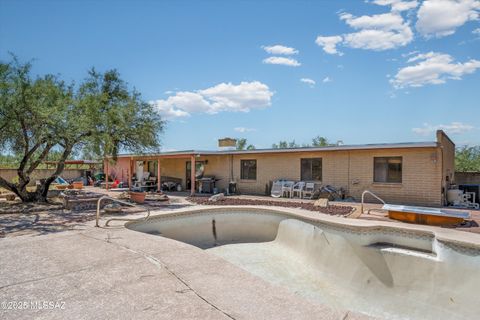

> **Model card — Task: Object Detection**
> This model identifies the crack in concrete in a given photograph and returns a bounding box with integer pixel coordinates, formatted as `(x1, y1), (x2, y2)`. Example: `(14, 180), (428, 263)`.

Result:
(80, 232), (236, 320)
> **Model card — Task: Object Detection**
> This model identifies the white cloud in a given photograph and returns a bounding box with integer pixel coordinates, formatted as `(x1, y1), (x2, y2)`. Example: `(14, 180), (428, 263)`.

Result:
(343, 28), (413, 50)
(412, 122), (475, 135)
(474, 27), (480, 34)
(402, 50), (419, 57)
(340, 12), (414, 50)
(372, 0), (419, 12)
(416, 0), (480, 38)
(262, 56), (301, 67)
(234, 127), (257, 133)
(151, 81), (274, 119)
(316, 7), (414, 54)
(262, 45), (299, 55)
(198, 82), (274, 112)
(300, 78), (316, 86)
(340, 12), (405, 30)
(322, 76), (332, 83)
(390, 51), (480, 88)
(315, 35), (344, 55)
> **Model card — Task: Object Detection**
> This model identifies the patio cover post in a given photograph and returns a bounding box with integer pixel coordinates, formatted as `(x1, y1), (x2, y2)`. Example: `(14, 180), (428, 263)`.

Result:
(128, 158), (132, 190)
(190, 155), (195, 195)
(157, 158), (161, 192)
(105, 160), (109, 190)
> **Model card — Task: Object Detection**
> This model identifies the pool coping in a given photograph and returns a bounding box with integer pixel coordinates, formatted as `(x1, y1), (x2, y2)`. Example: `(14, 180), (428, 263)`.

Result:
(125, 205), (480, 253)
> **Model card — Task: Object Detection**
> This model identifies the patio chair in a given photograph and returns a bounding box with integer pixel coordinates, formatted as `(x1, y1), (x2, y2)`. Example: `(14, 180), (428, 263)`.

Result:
(271, 180), (284, 198)
(292, 181), (306, 198)
(281, 181), (295, 198)
(303, 182), (315, 199)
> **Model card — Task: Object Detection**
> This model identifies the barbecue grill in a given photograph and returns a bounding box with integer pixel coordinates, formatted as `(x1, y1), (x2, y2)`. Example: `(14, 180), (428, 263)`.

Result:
(198, 176), (220, 193)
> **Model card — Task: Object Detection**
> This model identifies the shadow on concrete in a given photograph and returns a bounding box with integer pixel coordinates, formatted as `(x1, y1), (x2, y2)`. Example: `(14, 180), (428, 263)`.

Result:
(0, 202), (194, 238)
(0, 210), (88, 238)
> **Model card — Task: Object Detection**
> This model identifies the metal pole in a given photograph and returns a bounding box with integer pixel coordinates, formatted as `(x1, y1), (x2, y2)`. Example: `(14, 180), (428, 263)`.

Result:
(190, 155), (196, 196)
(105, 160), (109, 190)
(95, 195), (150, 227)
(157, 158), (161, 192)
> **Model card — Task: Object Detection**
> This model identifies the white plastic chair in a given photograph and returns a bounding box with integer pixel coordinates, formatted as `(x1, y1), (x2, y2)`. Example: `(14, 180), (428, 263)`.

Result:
(271, 180), (283, 198)
(292, 181), (306, 198)
(303, 182), (315, 199)
(281, 181), (295, 198)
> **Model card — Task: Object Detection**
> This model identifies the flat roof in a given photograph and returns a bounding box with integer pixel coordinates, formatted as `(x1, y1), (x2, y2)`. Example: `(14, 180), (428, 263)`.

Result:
(113, 141), (438, 158)
(43, 160), (102, 164)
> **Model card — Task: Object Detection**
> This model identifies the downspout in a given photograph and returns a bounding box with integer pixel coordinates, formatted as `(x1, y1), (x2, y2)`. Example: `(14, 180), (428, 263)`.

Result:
(440, 144), (445, 206)
(230, 154), (234, 182)
(347, 151), (351, 196)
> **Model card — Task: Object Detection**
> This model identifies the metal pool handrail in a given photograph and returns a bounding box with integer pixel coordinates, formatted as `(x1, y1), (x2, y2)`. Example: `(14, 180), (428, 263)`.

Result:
(361, 190), (386, 215)
(95, 196), (151, 227)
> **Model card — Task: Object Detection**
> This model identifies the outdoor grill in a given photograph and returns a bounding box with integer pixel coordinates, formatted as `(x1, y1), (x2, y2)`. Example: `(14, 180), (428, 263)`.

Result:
(198, 176), (220, 193)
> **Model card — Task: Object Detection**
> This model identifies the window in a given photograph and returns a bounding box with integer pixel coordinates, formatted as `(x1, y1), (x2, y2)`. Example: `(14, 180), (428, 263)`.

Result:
(241, 160), (257, 180)
(301, 158), (322, 181)
(374, 157), (402, 183)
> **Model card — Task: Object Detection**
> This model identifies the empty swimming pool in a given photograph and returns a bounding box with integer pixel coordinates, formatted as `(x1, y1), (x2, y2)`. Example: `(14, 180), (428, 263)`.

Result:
(127, 208), (480, 320)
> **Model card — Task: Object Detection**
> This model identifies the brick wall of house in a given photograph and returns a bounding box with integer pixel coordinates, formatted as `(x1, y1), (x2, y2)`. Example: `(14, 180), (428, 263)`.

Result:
(105, 157), (131, 182)
(159, 158), (187, 187)
(437, 130), (455, 205)
(228, 147), (442, 206)
(107, 134), (454, 207)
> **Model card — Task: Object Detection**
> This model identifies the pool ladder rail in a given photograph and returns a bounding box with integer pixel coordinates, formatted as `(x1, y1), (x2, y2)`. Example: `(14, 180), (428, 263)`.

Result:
(95, 196), (151, 227)
(361, 190), (388, 215)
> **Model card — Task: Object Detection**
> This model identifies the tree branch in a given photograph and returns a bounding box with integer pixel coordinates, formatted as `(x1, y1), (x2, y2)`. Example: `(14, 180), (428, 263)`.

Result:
(18, 115), (30, 155)
(39, 143), (73, 198)
(17, 142), (42, 189)
(0, 176), (15, 192)
(26, 143), (53, 175)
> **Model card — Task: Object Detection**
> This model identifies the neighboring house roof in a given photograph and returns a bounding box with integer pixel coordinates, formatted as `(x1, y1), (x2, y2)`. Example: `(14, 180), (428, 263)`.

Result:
(112, 141), (438, 158)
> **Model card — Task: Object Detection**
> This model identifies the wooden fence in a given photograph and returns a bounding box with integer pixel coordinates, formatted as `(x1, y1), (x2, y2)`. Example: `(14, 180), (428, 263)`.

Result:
(0, 168), (85, 186)
(455, 172), (480, 185)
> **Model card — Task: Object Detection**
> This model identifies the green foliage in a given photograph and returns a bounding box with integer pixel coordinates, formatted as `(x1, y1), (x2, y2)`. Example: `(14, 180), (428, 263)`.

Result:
(0, 56), (164, 201)
(272, 136), (334, 149)
(77, 69), (163, 159)
(272, 140), (299, 149)
(0, 154), (21, 168)
(236, 138), (255, 150)
(311, 136), (335, 147)
(455, 146), (480, 172)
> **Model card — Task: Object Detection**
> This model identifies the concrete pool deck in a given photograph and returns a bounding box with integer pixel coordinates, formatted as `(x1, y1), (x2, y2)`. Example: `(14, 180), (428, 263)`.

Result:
(0, 207), (373, 320)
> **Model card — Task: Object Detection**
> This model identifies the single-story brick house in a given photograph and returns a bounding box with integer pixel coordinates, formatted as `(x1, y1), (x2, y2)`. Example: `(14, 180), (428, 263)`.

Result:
(104, 130), (455, 206)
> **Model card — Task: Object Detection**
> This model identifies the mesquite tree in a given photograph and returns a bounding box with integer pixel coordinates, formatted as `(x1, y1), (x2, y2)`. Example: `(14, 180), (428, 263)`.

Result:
(0, 57), (163, 202)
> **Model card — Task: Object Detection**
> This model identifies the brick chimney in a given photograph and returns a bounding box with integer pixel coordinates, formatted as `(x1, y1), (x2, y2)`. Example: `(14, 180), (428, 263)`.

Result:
(218, 138), (237, 150)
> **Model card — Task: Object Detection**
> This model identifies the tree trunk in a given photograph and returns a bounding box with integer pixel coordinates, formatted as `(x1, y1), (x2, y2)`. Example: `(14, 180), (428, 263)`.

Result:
(0, 177), (44, 202)
(0, 144), (73, 203)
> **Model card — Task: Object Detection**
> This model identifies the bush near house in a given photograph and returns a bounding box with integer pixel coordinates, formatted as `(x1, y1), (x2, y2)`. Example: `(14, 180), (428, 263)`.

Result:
(455, 146), (480, 172)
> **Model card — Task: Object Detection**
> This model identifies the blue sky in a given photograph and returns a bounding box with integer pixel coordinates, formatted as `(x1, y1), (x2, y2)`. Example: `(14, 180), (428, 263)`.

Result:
(1, 0), (479, 151)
